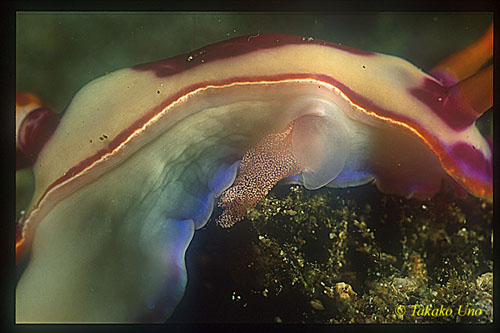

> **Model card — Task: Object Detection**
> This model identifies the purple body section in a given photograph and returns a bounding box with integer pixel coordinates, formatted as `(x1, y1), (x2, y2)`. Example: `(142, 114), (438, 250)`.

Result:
(430, 69), (459, 86)
(409, 78), (477, 131)
(133, 33), (375, 78)
(18, 107), (61, 165)
(451, 142), (492, 184)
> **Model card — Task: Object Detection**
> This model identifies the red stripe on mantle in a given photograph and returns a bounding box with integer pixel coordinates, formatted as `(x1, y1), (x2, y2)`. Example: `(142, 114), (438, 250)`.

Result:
(132, 33), (375, 78)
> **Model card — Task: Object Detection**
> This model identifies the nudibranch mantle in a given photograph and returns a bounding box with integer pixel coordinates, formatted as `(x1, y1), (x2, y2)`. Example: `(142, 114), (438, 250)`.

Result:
(16, 33), (492, 322)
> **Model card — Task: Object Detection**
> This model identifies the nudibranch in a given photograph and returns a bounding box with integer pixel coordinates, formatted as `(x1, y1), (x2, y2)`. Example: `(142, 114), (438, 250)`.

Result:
(16, 25), (492, 322)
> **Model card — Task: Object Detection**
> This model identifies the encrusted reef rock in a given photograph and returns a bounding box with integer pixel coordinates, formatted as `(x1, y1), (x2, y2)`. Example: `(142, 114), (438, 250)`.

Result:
(169, 182), (492, 323)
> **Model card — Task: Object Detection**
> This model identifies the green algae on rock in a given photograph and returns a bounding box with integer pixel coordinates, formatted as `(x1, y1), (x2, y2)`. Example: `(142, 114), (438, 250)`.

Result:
(170, 183), (492, 323)
(248, 184), (493, 323)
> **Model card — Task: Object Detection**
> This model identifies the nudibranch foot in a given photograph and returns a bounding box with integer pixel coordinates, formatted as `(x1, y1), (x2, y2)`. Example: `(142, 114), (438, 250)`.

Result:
(217, 121), (304, 228)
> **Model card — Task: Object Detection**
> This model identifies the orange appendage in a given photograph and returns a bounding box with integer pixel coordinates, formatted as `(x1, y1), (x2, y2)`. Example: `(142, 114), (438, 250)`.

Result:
(216, 121), (304, 228)
(431, 22), (493, 84)
(16, 92), (43, 108)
